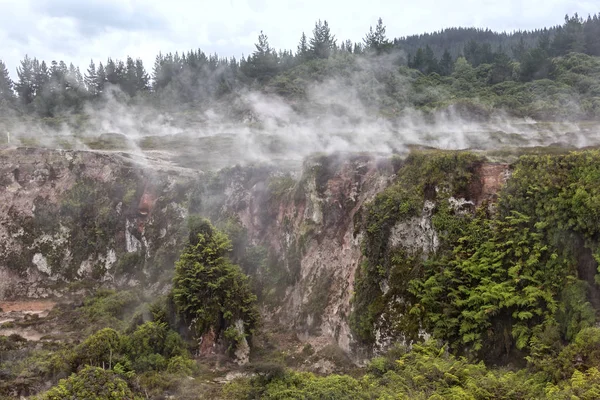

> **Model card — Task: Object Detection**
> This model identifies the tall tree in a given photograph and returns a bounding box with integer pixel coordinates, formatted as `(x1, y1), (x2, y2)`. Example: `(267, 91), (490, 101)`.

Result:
(0, 60), (14, 102)
(85, 59), (98, 95)
(105, 58), (118, 85)
(511, 37), (527, 62)
(297, 32), (309, 60)
(242, 31), (279, 83)
(424, 45), (439, 74)
(134, 59), (149, 93)
(172, 218), (259, 352)
(33, 60), (49, 97)
(309, 20), (336, 59)
(584, 13), (600, 56)
(15, 55), (35, 105)
(96, 62), (106, 94)
(520, 46), (550, 81)
(438, 50), (454, 76)
(489, 50), (514, 84)
(123, 56), (137, 96)
(363, 18), (391, 54)
(353, 43), (364, 55)
(551, 14), (585, 56)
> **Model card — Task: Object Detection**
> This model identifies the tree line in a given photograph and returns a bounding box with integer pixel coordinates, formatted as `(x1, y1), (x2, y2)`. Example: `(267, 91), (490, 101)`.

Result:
(0, 13), (599, 118)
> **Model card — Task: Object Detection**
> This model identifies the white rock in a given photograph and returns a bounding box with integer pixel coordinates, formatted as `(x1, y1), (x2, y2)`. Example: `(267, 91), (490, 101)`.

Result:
(32, 253), (51, 275)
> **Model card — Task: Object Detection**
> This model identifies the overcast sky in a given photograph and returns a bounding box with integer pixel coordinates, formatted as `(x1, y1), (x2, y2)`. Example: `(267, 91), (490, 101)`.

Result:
(0, 0), (597, 79)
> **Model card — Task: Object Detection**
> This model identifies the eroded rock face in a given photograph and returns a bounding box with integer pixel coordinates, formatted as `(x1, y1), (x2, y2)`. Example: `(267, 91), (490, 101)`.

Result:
(0, 147), (509, 359)
(232, 154), (396, 354)
(0, 147), (197, 298)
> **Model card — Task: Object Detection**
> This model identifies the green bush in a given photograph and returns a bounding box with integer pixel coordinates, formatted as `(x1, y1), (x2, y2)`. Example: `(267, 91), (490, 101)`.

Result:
(38, 366), (141, 400)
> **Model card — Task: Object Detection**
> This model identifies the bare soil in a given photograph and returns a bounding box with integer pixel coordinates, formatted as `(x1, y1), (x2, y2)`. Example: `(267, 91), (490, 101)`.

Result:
(0, 300), (56, 314)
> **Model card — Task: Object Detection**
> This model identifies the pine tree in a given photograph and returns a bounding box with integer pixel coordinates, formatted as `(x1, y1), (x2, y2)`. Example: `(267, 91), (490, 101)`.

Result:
(489, 50), (514, 84)
(0, 60), (14, 102)
(31, 58), (46, 97)
(409, 48), (426, 72)
(584, 13), (600, 56)
(134, 59), (149, 93)
(363, 18), (391, 54)
(105, 58), (118, 85)
(297, 32), (309, 60)
(96, 62), (106, 94)
(123, 56), (137, 96)
(353, 43), (364, 54)
(15, 55), (35, 105)
(511, 37), (527, 61)
(242, 31), (279, 83)
(85, 59), (98, 95)
(152, 53), (163, 90)
(343, 39), (353, 53)
(172, 218), (259, 349)
(254, 31), (272, 56)
(438, 50), (454, 76)
(551, 14), (585, 56)
(424, 45), (439, 74)
(309, 20), (336, 59)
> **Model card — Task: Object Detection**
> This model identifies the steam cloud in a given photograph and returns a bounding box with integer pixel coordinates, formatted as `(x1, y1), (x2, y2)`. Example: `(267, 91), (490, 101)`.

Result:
(1, 53), (598, 172)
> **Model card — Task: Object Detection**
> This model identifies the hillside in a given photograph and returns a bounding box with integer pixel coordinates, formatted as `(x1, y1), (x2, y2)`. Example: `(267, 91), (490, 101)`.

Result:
(1, 12), (600, 400)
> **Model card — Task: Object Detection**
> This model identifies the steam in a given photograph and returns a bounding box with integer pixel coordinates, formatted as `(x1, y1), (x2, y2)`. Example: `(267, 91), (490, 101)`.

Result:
(1, 52), (598, 172)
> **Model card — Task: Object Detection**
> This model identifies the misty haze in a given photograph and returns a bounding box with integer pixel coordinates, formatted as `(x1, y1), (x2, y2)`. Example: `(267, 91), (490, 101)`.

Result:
(1, 3), (600, 399)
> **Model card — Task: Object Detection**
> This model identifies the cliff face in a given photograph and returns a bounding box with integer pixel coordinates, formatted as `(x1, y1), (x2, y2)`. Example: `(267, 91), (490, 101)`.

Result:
(237, 154), (396, 354)
(0, 147), (197, 299)
(0, 147), (510, 356)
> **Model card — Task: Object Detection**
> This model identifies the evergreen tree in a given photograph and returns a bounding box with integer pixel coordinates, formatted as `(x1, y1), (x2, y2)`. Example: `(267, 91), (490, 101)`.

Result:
(584, 14), (600, 56)
(172, 217), (259, 351)
(424, 45), (439, 74)
(409, 48), (426, 72)
(0, 60), (14, 102)
(152, 53), (164, 91)
(342, 39), (354, 53)
(438, 50), (454, 76)
(105, 58), (118, 85)
(15, 55), (35, 105)
(31, 58), (49, 97)
(464, 40), (494, 67)
(551, 14), (585, 56)
(123, 56), (137, 96)
(134, 59), (149, 93)
(511, 37), (527, 61)
(363, 18), (391, 54)
(96, 62), (106, 94)
(242, 31), (279, 83)
(520, 46), (550, 81)
(297, 32), (309, 60)
(309, 20), (336, 59)
(489, 50), (514, 84)
(84, 59), (97, 95)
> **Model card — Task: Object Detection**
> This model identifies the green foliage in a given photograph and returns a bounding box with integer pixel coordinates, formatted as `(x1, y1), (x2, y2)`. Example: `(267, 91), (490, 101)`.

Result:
(351, 150), (482, 344)
(225, 340), (552, 399)
(353, 150), (600, 363)
(78, 289), (141, 332)
(124, 321), (188, 372)
(418, 151), (600, 360)
(172, 217), (259, 351)
(38, 366), (141, 400)
(73, 328), (121, 368)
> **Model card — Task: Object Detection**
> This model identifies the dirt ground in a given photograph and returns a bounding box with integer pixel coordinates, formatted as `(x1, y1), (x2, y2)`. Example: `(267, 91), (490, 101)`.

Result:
(0, 300), (56, 313)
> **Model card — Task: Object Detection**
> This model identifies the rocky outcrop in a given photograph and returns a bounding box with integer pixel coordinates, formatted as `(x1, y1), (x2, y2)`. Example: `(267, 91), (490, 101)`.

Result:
(0, 147), (510, 358)
(225, 154), (397, 354)
(0, 147), (198, 299)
